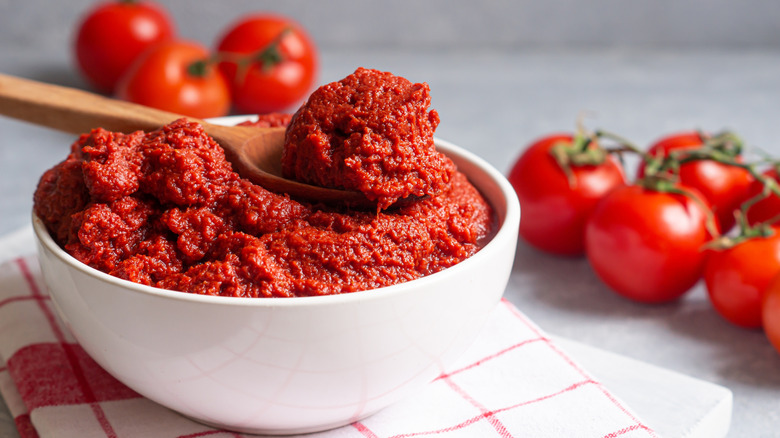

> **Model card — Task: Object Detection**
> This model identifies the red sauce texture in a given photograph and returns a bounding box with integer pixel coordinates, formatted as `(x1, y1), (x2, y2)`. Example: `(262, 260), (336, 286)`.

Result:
(34, 115), (494, 297)
(283, 67), (455, 210)
(237, 112), (292, 128)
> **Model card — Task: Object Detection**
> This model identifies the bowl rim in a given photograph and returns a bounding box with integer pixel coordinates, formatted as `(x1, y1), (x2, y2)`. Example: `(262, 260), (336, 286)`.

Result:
(33, 121), (519, 309)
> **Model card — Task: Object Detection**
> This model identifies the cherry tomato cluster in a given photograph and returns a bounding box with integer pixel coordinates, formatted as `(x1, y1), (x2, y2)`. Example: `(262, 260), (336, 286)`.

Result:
(73, 0), (319, 118)
(508, 127), (780, 355)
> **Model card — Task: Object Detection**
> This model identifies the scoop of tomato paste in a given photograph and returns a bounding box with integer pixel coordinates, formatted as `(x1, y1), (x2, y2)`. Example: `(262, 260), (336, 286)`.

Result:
(282, 67), (455, 210)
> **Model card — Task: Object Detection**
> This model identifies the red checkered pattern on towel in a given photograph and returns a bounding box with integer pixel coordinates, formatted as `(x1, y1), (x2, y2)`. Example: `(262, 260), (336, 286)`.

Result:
(0, 255), (658, 438)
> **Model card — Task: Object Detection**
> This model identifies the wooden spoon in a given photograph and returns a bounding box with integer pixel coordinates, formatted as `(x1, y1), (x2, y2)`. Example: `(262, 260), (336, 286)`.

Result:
(0, 73), (369, 205)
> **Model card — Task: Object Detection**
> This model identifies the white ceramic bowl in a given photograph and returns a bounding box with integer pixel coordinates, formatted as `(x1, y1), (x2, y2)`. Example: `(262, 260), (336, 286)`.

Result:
(32, 134), (520, 435)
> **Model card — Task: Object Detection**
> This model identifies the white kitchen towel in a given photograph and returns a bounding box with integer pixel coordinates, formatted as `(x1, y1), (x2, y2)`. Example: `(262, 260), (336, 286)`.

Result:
(0, 226), (658, 438)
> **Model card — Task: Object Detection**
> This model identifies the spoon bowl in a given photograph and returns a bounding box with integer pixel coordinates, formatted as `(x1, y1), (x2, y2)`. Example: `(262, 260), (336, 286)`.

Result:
(0, 73), (368, 205)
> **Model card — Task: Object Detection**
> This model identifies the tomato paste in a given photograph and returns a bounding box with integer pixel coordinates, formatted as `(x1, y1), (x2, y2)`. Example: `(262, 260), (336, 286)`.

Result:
(283, 67), (455, 210)
(238, 112), (292, 128)
(33, 69), (494, 298)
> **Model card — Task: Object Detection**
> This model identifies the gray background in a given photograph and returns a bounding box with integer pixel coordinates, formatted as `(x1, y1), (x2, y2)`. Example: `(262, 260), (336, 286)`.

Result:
(4, 0), (780, 51)
(2, 1), (780, 436)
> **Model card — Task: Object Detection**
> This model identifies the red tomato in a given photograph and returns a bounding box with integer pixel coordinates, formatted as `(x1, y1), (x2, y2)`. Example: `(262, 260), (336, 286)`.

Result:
(585, 185), (711, 303)
(704, 231), (780, 329)
(508, 133), (626, 256)
(639, 131), (754, 232)
(762, 271), (780, 353)
(216, 13), (319, 114)
(116, 40), (231, 119)
(74, 0), (175, 94)
(744, 168), (780, 226)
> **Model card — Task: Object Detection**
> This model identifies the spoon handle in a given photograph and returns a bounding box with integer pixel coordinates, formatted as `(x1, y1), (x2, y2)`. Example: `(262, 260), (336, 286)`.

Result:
(0, 73), (193, 135)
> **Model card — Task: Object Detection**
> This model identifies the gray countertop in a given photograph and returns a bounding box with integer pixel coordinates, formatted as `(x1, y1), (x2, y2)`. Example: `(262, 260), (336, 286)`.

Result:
(2, 47), (780, 436)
